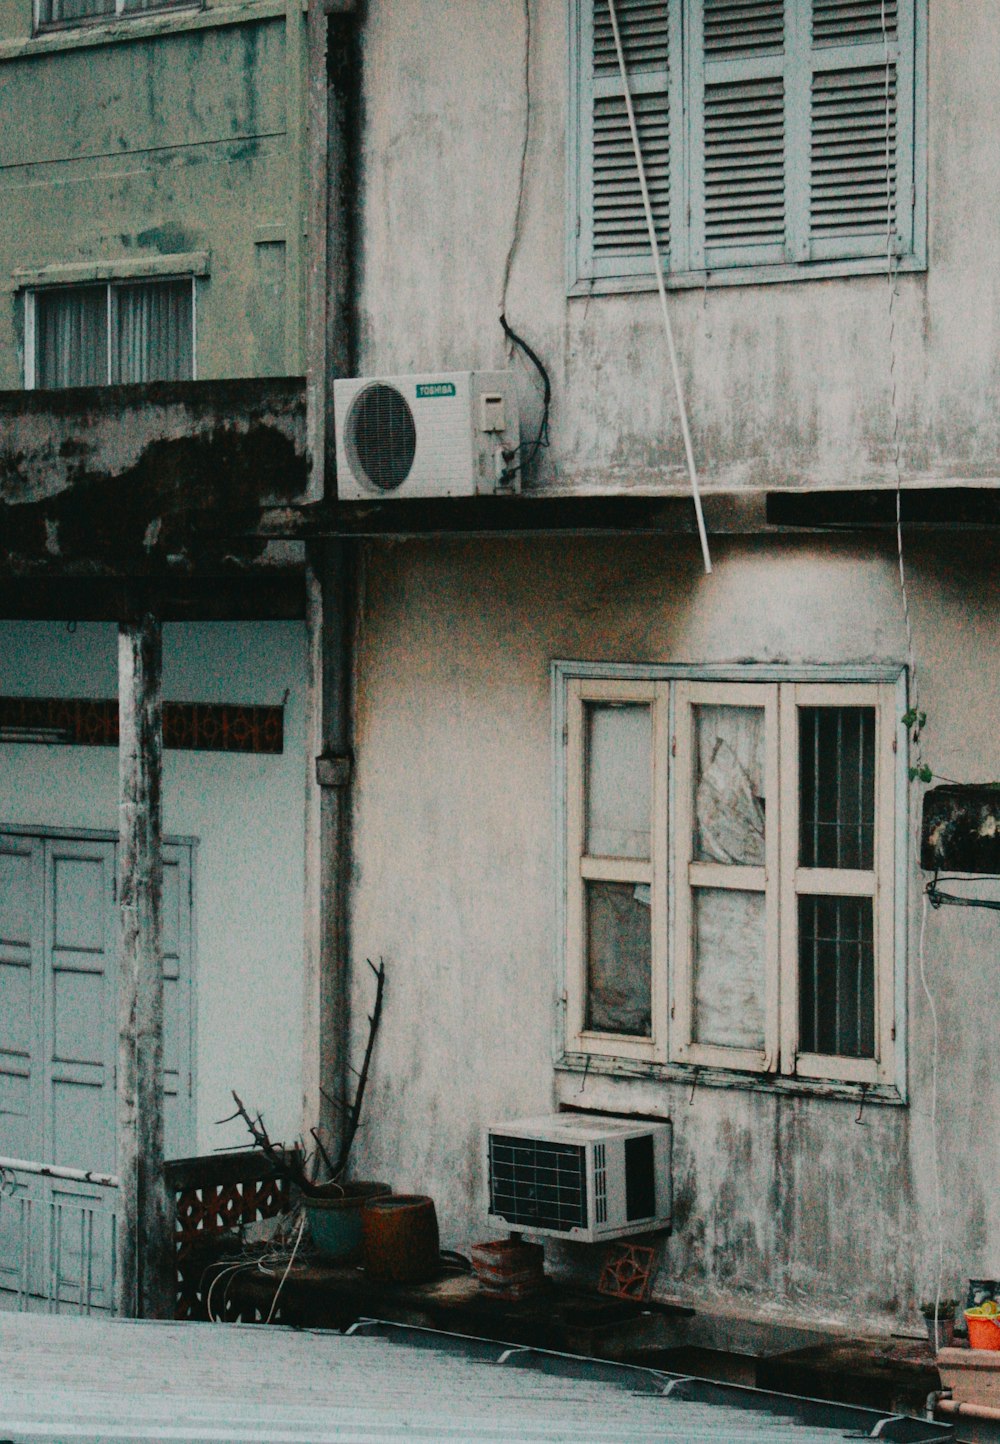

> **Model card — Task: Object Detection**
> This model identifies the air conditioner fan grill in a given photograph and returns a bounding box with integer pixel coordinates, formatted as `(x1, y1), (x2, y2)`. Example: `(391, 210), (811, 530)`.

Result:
(347, 383), (417, 492)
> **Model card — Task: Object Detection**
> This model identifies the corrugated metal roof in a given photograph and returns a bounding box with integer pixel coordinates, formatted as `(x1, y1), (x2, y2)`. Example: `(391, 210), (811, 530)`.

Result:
(0, 1312), (951, 1443)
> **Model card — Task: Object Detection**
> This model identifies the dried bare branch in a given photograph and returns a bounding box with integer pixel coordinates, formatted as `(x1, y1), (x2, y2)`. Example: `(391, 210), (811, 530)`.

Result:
(330, 957), (386, 1180)
(221, 959), (387, 1191)
(226, 1091), (323, 1197)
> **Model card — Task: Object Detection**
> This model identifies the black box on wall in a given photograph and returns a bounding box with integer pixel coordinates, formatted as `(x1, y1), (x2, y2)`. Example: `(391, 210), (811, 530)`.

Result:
(921, 785), (1000, 874)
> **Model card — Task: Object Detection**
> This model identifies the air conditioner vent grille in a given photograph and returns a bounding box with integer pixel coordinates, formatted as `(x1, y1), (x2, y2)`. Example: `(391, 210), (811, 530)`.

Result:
(488, 1134), (588, 1233)
(594, 1142), (608, 1224)
(347, 383), (417, 492)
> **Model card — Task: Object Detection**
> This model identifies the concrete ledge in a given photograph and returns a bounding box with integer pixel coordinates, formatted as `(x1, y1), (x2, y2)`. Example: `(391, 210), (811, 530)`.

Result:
(0, 376), (308, 574)
(937, 1347), (1000, 1408)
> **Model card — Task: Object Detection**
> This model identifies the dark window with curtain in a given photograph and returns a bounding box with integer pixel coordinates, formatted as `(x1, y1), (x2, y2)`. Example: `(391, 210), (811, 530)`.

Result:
(31, 280), (194, 390)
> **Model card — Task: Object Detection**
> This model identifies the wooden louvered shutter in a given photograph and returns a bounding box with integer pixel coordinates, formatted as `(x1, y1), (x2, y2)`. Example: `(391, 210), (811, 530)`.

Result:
(807, 0), (915, 261)
(689, 0), (789, 271)
(575, 0), (682, 282)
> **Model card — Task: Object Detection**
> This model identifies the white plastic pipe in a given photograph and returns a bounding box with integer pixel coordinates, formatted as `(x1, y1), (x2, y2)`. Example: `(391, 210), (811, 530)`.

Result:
(0, 1155), (119, 1189)
(606, 0), (712, 574)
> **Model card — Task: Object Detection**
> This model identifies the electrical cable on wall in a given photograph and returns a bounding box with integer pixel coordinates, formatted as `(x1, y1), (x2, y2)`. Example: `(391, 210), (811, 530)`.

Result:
(606, 0), (712, 575)
(497, 0), (553, 489)
(500, 313), (551, 483)
(925, 874), (1000, 912)
(882, 2), (916, 706)
(878, 0), (943, 1344)
(499, 0), (532, 323)
(916, 895), (945, 1343)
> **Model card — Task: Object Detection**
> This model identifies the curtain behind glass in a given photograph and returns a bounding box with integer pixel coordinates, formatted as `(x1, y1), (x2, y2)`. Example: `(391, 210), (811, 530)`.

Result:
(41, 0), (114, 23)
(35, 286), (107, 389)
(112, 280), (194, 384)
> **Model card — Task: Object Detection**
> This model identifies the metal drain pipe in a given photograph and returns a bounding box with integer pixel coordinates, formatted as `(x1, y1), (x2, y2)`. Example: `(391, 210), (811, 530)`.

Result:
(304, 0), (361, 1155)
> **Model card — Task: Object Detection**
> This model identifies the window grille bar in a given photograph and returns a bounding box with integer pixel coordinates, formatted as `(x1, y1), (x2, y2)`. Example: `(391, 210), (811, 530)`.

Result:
(831, 710), (836, 866)
(834, 884), (842, 1048)
(856, 911), (864, 1053)
(105, 283), (113, 386)
(812, 708), (820, 862)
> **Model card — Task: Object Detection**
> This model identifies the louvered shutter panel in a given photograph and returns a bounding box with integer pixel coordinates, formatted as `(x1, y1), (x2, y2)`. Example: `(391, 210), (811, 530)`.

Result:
(807, 0), (914, 261)
(689, 0), (789, 271)
(576, 0), (679, 281)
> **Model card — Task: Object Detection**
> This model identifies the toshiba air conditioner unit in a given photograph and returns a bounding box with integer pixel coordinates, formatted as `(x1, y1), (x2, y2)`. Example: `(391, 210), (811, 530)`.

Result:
(334, 371), (520, 500)
(486, 1114), (672, 1243)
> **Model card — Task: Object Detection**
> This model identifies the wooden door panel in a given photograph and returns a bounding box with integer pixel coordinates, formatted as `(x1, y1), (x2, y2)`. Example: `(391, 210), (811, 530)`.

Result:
(0, 827), (195, 1308)
(46, 842), (116, 1178)
(0, 840), (41, 1157)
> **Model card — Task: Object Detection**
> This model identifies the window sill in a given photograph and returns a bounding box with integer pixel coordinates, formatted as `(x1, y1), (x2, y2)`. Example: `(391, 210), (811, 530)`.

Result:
(568, 254), (927, 300)
(11, 253), (209, 292)
(555, 1053), (905, 1107)
(0, 0), (284, 62)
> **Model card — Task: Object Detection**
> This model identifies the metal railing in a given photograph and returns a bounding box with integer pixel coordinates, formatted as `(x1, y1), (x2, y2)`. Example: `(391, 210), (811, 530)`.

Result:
(0, 1156), (119, 1315)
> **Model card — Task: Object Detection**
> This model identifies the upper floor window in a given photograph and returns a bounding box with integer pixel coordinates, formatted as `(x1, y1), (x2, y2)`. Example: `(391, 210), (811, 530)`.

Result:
(569, 0), (925, 291)
(37, 0), (196, 28)
(27, 279), (194, 390)
(559, 666), (904, 1093)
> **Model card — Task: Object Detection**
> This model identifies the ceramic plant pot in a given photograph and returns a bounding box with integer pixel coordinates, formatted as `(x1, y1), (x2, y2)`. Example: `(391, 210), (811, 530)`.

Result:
(304, 1181), (391, 1262)
(923, 1312), (956, 1350)
(361, 1194), (440, 1284)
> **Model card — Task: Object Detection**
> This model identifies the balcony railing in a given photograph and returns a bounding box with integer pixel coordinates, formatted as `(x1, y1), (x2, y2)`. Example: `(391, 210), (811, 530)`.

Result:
(0, 1156), (119, 1315)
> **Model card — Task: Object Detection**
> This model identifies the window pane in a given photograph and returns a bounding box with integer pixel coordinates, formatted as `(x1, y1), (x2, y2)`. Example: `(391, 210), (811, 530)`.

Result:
(694, 704), (765, 865)
(585, 880), (651, 1037)
(39, 0), (113, 23)
(692, 887), (766, 1049)
(35, 287), (107, 389)
(799, 706), (875, 869)
(798, 895), (875, 1058)
(112, 281), (194, 384)
(585, 702), (651, 859)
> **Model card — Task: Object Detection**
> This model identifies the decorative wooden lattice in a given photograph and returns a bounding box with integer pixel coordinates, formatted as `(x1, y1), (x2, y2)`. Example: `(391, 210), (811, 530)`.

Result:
(167, 1151), (296, 1322)
(0, 697), (284, 754)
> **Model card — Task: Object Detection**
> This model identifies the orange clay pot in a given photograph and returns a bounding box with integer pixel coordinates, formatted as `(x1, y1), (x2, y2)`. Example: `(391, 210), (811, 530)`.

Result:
(361, 1194), (440, 1284)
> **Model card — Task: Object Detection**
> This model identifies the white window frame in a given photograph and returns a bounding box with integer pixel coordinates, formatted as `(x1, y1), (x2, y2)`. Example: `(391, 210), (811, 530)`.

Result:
(564, 676), (670, 1063)
(567, 0), (927, 295)
(24, 275), (197, 390)
(777, 680), (898, 1087)
(554, 662), (907, 1099)
(34, 0), (199, 31)
(671, 680), (781, 1075)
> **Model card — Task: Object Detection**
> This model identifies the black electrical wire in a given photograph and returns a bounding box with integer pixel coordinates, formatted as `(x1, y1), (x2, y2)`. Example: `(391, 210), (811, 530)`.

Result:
(499, 312), (551, 484)
(925, 873), (1000, 912)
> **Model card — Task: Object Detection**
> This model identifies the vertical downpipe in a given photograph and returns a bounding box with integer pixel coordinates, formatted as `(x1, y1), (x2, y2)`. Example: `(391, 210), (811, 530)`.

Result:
(304, 0), (361, 1156)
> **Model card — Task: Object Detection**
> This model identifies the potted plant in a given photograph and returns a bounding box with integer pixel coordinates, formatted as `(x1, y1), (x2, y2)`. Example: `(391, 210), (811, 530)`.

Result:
(224, 959), (390, 1264)
(920, 1298), (959, 1350)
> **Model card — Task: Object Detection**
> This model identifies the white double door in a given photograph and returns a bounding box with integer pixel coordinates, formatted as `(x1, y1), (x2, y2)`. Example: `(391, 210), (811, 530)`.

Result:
(0, 828), (194, 1309)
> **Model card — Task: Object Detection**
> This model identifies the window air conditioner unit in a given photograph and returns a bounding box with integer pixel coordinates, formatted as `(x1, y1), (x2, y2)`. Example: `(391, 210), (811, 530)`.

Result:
(486, 1114), (672, 1243)
(334, 371), (521, 500)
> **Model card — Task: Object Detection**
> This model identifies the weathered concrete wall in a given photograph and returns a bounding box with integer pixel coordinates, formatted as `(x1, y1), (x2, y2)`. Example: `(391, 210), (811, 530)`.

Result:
(346, 532), (1000, 1331)
(354, 0), (1000, 496)
(0, 378), (308, 572)
(0, 3), (304, 385)
(0, 619), (308, 1155)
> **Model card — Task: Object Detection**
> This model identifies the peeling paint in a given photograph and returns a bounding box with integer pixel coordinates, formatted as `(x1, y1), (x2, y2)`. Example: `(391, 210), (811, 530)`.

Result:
(0, 378), (307, 573)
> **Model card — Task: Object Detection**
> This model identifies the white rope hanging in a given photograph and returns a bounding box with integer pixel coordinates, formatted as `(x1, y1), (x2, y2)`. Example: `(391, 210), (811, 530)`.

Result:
(605, 0), (712, 574)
